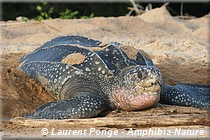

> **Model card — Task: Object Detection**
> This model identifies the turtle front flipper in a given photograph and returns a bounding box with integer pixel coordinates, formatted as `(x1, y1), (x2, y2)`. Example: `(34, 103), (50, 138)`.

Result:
(25, 93), (107, 119)
(160, 83), (210, 109)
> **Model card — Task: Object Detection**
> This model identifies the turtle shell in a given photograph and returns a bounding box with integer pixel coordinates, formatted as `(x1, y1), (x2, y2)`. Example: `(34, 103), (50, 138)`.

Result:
(19, 35), (153, 98)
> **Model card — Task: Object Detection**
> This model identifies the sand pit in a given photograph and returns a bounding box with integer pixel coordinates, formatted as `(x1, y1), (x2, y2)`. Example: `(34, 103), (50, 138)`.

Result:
(0, 7), (210, 139)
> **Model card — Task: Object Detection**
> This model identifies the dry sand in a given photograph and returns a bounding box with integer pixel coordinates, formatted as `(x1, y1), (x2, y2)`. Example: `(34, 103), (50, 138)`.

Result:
(0, 7), (210, 139)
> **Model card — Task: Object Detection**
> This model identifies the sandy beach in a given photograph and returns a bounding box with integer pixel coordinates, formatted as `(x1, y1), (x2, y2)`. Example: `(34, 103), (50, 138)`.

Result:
(0, 7), (209, 139)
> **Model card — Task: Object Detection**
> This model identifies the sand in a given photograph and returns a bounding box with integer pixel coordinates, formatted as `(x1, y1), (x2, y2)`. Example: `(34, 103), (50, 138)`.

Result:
(0, 7), (209, 139)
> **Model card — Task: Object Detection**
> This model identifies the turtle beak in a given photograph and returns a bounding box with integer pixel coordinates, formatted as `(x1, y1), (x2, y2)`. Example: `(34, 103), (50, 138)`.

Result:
(135, 66), (162, 95)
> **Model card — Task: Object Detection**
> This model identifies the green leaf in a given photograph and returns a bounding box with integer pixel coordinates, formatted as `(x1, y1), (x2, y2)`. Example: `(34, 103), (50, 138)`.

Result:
(48, 7), (54, 14)
(89, 12), (94, 18)
(59, 9), (78, 19)
(35, 15), (43, 21)
(70, 11), (78, 18)
(37, 5), (42, 11)
(41, 12), (45, 16)
(80, 12), (95, 19)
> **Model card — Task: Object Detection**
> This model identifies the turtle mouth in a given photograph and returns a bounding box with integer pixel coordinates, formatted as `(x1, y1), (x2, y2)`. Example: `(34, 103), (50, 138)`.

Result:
(132, 81), (161, 95)
(112, 82), (161, 111)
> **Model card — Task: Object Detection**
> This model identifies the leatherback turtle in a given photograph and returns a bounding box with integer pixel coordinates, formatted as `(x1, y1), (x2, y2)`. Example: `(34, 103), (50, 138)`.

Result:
(19, 35), (210, 119)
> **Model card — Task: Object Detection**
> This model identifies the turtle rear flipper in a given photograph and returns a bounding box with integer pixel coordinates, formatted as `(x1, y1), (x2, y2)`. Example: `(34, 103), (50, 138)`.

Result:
(160, 83), (210, 109)
(25, 94), (107, 119)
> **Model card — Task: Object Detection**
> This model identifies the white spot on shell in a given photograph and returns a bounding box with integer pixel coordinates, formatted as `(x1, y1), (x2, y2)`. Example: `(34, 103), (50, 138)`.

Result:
(85, 67), (91, 71)
(75, 71), (82, 75)
(102, 70), (105, 74)
(98, 67), (101, 71)
(95, 61), (100, 64)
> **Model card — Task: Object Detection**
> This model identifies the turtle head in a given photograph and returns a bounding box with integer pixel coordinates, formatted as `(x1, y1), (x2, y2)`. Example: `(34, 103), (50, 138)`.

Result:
(112, 66), (162, 111)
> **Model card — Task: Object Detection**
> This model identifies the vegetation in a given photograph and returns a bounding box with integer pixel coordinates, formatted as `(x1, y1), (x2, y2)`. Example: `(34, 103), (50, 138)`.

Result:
(2, 3), (131, 21)
(2, 2), (209, 21)
(35, 2), (54, 20)
(34, 2), (95, 21)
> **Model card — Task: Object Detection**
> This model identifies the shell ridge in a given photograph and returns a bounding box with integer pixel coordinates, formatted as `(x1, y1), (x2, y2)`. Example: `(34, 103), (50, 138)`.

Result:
(96, 44), (136, 74)
(36, 35), (101, 51)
